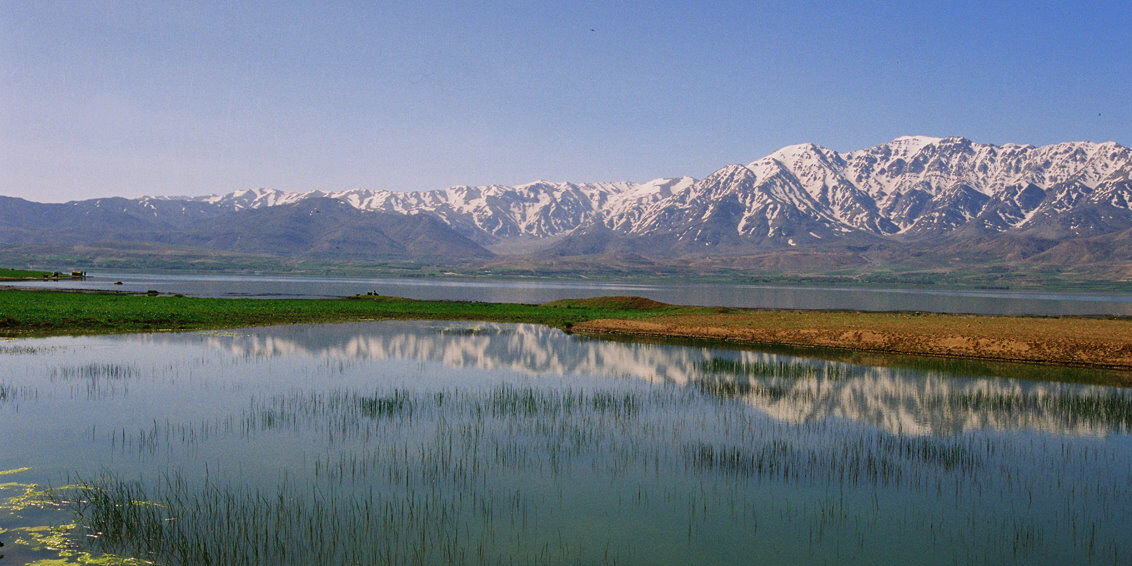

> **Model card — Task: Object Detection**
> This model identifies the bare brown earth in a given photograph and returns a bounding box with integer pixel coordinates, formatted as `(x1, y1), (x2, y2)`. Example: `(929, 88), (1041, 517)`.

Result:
(572, 310), (1132, 372)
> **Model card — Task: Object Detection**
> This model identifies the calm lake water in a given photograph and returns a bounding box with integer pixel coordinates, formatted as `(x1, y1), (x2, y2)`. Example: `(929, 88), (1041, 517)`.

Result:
(1, 321), (1129, 564)
(9, 271), (1132, 315)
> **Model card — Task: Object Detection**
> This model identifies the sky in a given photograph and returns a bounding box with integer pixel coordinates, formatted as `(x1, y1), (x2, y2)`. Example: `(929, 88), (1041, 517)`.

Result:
(2, 1), (1129, 202)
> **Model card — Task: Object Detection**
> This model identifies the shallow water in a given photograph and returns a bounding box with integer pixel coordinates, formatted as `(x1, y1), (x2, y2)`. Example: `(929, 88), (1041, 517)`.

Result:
(10, 271), (1132, 315)
(1, 321), (1129, 564)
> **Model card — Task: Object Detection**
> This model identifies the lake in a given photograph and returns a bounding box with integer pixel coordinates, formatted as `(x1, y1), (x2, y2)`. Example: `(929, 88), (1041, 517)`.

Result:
(9, 272), (1132, 315)
(1, 321), (1129, 564)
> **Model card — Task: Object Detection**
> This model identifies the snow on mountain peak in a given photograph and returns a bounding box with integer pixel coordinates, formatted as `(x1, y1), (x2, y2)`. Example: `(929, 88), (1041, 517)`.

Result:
(889, 135), (943, 150)
(141, 136), (1128, 247)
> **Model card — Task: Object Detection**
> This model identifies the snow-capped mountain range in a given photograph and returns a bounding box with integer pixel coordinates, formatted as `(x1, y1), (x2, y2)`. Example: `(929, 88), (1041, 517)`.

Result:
(168, 135), (1131, 250)
(2, 136), (1129, 266)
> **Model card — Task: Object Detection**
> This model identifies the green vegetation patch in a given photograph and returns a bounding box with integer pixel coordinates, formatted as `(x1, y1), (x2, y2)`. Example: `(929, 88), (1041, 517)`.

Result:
(0, 469), (147, 565)
(0, 268), (51, 280)
(0, 289), (678, 338)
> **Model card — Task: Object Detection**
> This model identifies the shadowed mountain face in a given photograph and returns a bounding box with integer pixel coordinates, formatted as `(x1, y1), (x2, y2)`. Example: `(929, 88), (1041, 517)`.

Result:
(2, 137), (1128, 266)
(176, 198), (492, 260)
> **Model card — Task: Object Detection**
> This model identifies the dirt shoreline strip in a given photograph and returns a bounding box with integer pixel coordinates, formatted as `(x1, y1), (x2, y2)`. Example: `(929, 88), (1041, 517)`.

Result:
(573, 312), (1132, 372)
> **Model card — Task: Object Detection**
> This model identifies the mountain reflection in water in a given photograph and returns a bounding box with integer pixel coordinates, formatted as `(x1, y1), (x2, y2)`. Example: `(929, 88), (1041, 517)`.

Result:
(133, 321), (1131, 438)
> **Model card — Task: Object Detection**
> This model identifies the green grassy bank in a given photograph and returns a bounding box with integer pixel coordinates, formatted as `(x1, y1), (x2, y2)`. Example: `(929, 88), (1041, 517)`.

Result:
(0, 268), (51, 280)
(0, 289), (676, 337)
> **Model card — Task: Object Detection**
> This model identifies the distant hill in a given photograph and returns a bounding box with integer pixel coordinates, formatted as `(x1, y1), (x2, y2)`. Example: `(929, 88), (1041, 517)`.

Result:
(0, 195), (490, 262)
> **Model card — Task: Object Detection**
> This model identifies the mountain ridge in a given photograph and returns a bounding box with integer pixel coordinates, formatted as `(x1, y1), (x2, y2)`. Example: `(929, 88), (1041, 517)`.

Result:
(153, 136), (1130, 246)
(4, 136), (1129, 271)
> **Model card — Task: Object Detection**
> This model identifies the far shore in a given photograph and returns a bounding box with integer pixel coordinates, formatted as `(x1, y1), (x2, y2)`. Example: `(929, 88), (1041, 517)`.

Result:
(1, 289), (1129, 383)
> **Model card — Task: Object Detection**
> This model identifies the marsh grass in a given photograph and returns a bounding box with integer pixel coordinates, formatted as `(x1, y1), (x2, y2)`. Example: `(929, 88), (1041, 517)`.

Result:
(48, 379), (1132, 565)
(429, 326), (494, 336)
(698, 358), (852, 381)
(0, 382), (38, 404)
(49, 364), (139, 381)
(0, 343), (60, 355)
(692, 360), (1132, 432)
(41, 363), (140, 401)
(925, 388), (1132, 431)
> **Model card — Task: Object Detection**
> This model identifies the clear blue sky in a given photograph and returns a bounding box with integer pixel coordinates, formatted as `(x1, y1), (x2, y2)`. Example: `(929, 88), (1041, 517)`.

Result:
(2, 1), (1128, 202)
